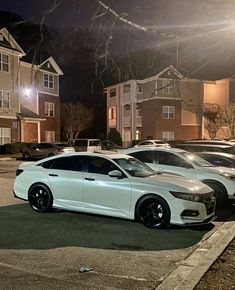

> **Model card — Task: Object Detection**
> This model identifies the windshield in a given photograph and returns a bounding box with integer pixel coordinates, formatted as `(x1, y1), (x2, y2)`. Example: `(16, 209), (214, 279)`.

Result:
(114, 157), (156, 177)
(181, 152), (213, 167)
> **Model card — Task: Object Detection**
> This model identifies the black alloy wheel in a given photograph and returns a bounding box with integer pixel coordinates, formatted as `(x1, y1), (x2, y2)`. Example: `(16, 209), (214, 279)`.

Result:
(136, 196), (170, 229)
(28, 184), (53, 213)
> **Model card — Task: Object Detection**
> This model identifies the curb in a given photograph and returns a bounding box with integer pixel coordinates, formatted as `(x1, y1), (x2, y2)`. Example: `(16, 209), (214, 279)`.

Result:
(0, 157), (15, 161)
(156, 213), (235, 290)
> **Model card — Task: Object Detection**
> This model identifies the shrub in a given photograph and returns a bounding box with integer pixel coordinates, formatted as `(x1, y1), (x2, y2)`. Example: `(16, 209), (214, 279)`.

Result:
(108, 128), (122, 146)
(0, 142), (29, 154)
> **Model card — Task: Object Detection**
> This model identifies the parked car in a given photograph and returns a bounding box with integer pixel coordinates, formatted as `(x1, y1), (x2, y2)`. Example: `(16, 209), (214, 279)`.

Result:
(21, 142), (75, 159)
(134, 139), (170, 148)
(183, 139), (235, 146)
(119, 147), (235, 206)
(68, 139), (101, 152)
(175, 142), (235, 155)
(13, 152), (215, 229)
(194, 152), (235, 168)
(101, 140), (121, 151)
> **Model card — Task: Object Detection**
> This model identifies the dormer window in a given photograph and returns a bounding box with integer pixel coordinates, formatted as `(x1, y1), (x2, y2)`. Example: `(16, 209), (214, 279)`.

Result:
(43, 73), (54, 89)
(0, 53), (9, 72)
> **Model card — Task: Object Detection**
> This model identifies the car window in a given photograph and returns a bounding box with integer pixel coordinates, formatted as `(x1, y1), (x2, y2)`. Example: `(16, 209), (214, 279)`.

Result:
(204, 156), (233, 167)
(87, 156), (118, 175)
(157, 151), (190, 167)
(129, 151), (155, 163)
(49, 156), (84, 171)
(89, 140), (101, 146)
(74, 140), (88, 146)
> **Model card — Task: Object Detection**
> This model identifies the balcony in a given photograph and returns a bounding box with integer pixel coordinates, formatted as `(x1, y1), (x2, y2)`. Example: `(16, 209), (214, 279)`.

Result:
(122, 116), (131, 127)
(136, 116), (142, 127)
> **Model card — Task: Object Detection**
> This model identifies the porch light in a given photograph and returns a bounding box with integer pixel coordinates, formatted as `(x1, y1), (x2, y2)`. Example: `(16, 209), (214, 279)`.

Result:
(23, 87), (32, 97)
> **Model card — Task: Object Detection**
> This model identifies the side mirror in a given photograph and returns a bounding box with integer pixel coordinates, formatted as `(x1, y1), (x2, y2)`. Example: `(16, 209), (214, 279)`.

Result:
(108, 170), (122, 178)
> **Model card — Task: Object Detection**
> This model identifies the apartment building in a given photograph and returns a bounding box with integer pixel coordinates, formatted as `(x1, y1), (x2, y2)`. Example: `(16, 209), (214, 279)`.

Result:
(0, 27), (63, 145)
(105, 65), (204, 144)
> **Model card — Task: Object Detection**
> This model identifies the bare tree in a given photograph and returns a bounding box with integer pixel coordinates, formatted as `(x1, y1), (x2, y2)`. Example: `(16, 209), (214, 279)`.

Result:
(204, 118), (219, 139)
(214, 104), (235, 139)
(61, 102), (94, 140)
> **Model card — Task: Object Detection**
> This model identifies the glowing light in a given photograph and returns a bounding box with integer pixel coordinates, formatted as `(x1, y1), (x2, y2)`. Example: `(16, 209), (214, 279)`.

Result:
(23, 87), (32, 97)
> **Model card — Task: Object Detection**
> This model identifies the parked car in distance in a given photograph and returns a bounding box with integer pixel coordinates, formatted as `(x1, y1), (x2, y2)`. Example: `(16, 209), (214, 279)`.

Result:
(68, 139), (101, 152)
(14, 152), (215, 229)
(101, 140), (121, 151)
(134, 139), (170, 148)
(119, 146), (235, 206)
(175, 143), (235, 155)
(194, 152), (235, 168)
(21, 142), (75, 159)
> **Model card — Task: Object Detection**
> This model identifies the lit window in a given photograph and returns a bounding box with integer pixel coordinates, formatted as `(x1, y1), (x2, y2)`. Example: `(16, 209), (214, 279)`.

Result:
(0, 53), (9, 72)
(162, 79), (174, 94)
(43, 73), (54, 89)
(162, 131), (174, 141)
(45, 131), (55, 142)
(123, 84), (130, 94)
(109, 107), (116, 119)
(0, 127), (11, 145)
(0, 90), (10, 108)
(162, 106), (175, 119)
(110, 88), (116, 97)
(45, 102), (55, 117)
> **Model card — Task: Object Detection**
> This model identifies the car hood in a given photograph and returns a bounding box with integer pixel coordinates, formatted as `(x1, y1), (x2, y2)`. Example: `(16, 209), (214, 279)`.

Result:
(200, 166), (235, 175)
(134, 173), (211, 194)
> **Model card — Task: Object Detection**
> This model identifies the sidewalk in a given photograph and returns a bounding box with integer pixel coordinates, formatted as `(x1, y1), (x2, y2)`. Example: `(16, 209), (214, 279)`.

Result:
(156, 209), (235, 290)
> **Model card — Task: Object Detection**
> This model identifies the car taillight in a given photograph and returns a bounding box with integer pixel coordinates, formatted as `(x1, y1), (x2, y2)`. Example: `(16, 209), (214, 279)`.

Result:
(58, 147), (64, 153)
(16, 169), (24, 176)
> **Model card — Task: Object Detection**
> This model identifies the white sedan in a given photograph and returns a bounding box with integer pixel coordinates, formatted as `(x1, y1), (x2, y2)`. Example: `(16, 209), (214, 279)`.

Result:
(134, 140), (170, 148)
(13, 152), (215, 229)
(120, 147), (235, 206)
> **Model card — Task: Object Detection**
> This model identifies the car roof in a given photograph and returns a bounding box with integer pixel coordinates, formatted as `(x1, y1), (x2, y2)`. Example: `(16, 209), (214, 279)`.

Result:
(184, 140), (235, 146)
(121, 146), (186, 153)
(195, 152), (235, 158)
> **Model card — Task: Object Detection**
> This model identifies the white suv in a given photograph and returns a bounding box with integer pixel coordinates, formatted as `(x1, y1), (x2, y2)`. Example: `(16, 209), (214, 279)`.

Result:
(120, 147), (235, 206)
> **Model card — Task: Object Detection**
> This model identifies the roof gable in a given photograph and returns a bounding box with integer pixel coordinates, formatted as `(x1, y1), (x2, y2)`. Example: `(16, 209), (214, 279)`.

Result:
(0, 27), (25, 56)
(38, 56), (63, 75)
(157, 65), (183, 79)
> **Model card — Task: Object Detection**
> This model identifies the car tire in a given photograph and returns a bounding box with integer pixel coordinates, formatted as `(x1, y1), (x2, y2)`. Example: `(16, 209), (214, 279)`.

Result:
(28, 183), (53, 213)
(23, 152), (30, 159)
(203, 181), (228, 208)
(135, 195), (171, 229)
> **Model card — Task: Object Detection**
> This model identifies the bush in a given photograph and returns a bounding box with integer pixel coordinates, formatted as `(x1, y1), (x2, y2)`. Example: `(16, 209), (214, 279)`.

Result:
(0, 142), (29, 154)
(108, 129), (122, 146)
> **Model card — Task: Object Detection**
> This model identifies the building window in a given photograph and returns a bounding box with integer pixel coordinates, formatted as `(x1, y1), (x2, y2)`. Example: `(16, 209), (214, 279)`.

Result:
(162, 131), (174, 141)
(0, 53), (9, 72)
(43, 73), (54, 89)
(110, 88), (116, 98)
(123, 84), (130, 94)
(137, 83), (143, 93)
(45, 131), (55, 142)
(45, 102), (55, 117)
(109, 107), (116, 120)
(0, 90), (10, 109)
(162, 106), (175, 119)
(0, 128), (11, 145)
(162, 79), (174, 94)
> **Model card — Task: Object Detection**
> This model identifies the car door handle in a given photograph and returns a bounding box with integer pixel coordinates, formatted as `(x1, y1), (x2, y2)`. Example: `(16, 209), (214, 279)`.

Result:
(85, 177), (95, 181)
(49, 174), (58, 177)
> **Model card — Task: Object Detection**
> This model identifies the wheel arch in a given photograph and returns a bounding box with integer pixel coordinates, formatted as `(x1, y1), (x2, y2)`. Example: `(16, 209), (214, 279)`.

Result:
(28, 182), (53, 199)
(201, 179), (228, 195)
(134, 193), (171, 220)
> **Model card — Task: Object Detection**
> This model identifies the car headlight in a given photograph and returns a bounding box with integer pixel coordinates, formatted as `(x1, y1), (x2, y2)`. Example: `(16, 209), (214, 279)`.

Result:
(170, 191), (204, 202)
(219, 173), (235, 180)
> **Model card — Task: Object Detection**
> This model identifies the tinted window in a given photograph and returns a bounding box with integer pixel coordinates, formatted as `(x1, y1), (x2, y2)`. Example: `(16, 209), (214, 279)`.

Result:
(158, 151), (190, 167)
(129, 151), (155, 163)
(37, 143), (54, 149)
(74, 140), (88, 146)
(203, 156), (233, 167)
(89, 140), (101, 146)
(87, 156), (117, 175)
(40, 159), (55, 169)
(51, 156), (84, 171)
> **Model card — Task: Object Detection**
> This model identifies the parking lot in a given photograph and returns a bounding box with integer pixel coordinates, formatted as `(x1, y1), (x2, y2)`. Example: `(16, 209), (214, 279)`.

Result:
(0, 160), (234, 289)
